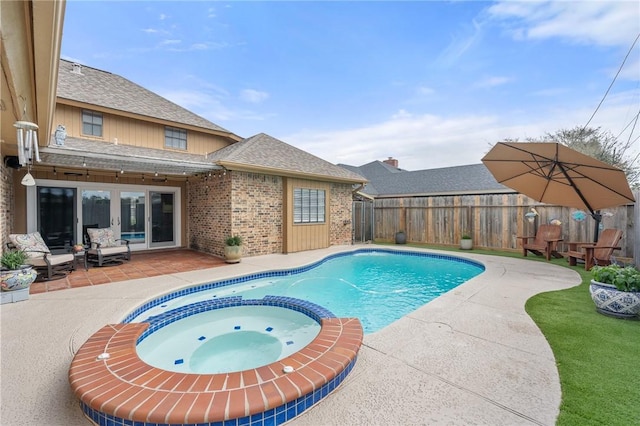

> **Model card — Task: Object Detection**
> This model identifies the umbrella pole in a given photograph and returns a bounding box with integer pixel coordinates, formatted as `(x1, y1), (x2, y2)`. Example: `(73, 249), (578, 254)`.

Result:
(592, 211), (602, 242)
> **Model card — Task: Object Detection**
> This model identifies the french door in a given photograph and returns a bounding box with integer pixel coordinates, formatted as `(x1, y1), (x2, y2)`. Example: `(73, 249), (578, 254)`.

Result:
(29, 181), (180, 252)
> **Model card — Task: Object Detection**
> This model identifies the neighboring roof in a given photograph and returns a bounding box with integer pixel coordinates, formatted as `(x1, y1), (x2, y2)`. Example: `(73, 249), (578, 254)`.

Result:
(56, 59), (238, 137)
(40, 136), (222, 176)
(208, 133), (367, 184)
(341, 161), (512, 197)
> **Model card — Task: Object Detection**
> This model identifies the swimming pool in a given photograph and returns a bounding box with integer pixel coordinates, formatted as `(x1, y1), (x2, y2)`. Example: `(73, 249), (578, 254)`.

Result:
(70, 248), (484, 426)
(128, 248), (484, 333)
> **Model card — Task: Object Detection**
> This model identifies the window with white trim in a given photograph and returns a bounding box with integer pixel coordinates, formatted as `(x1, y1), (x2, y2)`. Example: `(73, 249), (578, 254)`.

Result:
(82, 110), (103, 137)
(165, 126), (187, 150)
(293, 188), (325, 223)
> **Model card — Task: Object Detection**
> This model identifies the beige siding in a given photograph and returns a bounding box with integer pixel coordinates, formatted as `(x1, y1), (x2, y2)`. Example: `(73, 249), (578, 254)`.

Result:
(53, 104), (231, 154)
(284, 178), (330, 253)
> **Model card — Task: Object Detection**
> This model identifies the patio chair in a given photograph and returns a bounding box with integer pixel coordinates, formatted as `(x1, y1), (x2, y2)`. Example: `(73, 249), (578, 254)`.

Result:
(517, 224), (563, 261)
(85, 228), (131, 267)
(566, 228), (623, 271)
(8, 232), (75, 281)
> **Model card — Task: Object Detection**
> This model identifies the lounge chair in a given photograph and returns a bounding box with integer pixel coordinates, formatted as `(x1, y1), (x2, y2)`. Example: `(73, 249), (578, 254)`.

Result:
(8, 232), (75, 281)
(85, 228), (131, 267)
(517, 224), (563, 261)
(566, 228), (622, 271)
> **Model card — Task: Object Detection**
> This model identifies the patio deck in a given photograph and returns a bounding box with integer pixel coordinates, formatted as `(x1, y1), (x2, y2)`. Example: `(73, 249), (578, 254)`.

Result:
(29, 249), (226, 294)
(0, 245), (582, 425)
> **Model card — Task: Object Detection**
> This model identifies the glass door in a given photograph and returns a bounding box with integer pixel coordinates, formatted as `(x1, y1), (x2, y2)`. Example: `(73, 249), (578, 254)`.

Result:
(81, 189), (112, 244)
(120, 191), (146, 249)
(28, 180), (180, 252)
(150, 191), (175, 247)
(37, 186), (77, 253)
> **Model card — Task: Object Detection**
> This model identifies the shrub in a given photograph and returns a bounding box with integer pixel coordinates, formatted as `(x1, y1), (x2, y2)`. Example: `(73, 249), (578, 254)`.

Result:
(1, 250), (29, 270)
(225, 235), (242, 246)
(591, 264), (640, 292)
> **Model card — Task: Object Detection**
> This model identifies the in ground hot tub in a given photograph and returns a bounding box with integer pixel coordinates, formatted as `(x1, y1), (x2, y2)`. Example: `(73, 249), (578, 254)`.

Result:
(137, 304), (322, 374)
(69, 295), (363, 426)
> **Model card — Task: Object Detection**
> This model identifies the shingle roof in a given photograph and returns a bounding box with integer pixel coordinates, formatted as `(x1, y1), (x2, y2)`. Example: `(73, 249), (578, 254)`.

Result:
(56, 59), (235, 135)
(208, 133), (367, 183)
(341, 161), (512, 197)
(40, 136), (221, 176)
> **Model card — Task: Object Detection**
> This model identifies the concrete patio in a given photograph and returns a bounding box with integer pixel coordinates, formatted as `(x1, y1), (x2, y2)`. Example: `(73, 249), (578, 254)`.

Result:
(0, 245), (580, 425)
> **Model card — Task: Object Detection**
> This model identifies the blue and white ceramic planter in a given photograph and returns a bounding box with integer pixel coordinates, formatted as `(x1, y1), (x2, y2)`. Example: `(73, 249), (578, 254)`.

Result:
(1, 266), (38, 292)
(589, 280), (640, 319)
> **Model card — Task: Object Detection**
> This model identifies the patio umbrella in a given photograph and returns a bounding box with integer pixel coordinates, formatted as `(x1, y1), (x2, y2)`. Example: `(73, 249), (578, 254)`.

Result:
(481, 142), (635, 241)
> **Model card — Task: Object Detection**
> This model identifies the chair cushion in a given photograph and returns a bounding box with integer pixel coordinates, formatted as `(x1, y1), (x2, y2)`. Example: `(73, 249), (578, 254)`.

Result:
(9, 232), (51, 258)
(28, 253), (74, 267)
(87, 228), (117, 248)
(87, 246), (128, 256)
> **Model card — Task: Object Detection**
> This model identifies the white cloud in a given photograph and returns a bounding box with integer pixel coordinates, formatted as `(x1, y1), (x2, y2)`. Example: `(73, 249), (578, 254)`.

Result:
(488, 1), (639, 47)
(283, 99), (638, 171)
(437, 18), (485, 67)
(474, 76), (513, 88)
(240, 89), (269, 104)
(142, 28), (158, 34)
(416, 86), (435, 96)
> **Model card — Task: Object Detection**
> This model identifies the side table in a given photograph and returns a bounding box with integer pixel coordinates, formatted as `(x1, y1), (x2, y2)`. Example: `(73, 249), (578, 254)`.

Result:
(73, 250), (87, 270)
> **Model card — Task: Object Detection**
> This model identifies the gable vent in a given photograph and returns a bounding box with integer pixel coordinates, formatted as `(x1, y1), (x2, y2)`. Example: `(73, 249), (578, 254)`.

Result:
(71, 63), (83, 75)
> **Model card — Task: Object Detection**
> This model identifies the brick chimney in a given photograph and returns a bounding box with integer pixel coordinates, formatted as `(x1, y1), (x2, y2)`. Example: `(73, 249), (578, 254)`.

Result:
(383, 157), (398, 168)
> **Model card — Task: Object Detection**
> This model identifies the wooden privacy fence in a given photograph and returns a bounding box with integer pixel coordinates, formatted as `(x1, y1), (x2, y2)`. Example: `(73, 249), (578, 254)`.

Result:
(373, 192), (637, 259)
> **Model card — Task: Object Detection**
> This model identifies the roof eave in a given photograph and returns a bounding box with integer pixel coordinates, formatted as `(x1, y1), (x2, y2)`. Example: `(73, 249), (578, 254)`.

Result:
(217, 161), (367, 185)
(373, 188), (515, 198)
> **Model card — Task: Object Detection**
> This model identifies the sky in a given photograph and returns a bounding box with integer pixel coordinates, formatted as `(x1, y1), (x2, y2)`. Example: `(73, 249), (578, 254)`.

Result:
(61, 1), (640, 171)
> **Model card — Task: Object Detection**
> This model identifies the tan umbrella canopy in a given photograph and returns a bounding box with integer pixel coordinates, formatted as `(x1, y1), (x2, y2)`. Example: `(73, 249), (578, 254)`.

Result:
(481, 142), (635, 241)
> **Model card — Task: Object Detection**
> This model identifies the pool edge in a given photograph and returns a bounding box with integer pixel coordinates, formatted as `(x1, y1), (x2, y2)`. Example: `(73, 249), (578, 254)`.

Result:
(69, 317), (363, 425)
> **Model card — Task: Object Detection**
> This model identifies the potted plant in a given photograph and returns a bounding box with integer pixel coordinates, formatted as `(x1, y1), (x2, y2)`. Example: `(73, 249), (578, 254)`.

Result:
(1, 249), (38, 304)
(224, 235), (243, 264)
(589, 264), (640, 319)
(460, 234), (473, 250)
(395, 230), (406, 244)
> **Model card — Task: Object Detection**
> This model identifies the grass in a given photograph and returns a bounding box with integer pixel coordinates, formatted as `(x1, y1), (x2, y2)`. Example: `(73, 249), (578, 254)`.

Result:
(393, 243), (640, 426)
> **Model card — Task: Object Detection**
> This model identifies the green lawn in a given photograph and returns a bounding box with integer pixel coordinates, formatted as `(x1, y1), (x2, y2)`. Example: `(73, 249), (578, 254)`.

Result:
(395, 243), (640, 425)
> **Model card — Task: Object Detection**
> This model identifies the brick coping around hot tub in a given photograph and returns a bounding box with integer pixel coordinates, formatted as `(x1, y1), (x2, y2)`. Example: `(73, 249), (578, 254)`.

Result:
(69, 317), (363, 425)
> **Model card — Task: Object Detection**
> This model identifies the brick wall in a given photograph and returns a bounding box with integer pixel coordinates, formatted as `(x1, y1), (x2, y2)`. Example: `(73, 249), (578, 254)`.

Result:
(230, 172), (283, 256)
(187, 173), (233, 257)
(0, 161), (15, 255)
(187, 171), (354, 258)
(187, 171), (283, 258)
(330, 183), (353, 246)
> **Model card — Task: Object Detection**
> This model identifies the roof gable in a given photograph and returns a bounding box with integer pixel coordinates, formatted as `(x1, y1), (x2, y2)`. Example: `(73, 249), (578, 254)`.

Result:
(56, 59), (235, 135)
(209, 133), (366, 183)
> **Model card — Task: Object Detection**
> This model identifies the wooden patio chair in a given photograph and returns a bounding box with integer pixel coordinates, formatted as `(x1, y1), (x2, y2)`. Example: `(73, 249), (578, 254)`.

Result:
(566, 228), (623, 271)
(8, 232), (75, 281)
(86, 228), (131, 267)
(517, 224), (563, 261)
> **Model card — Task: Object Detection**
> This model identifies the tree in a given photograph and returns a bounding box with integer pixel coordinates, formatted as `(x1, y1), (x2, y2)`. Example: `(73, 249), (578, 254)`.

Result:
(507, 126), (639, 188)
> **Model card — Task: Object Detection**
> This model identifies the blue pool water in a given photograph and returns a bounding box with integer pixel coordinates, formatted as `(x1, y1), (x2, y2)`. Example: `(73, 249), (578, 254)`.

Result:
(130, 249), (484, 333)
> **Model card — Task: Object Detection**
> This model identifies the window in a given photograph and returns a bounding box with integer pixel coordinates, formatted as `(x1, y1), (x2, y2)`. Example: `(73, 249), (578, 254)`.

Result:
(82, 110), (103, 137)
(293, 188), (325, 223)
(165, 126), (187, 150)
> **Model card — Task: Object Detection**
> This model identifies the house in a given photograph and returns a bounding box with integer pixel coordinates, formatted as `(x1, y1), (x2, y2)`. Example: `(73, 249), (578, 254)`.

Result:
(1, 1), (366, 259)
(341, 157), (512, 198)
